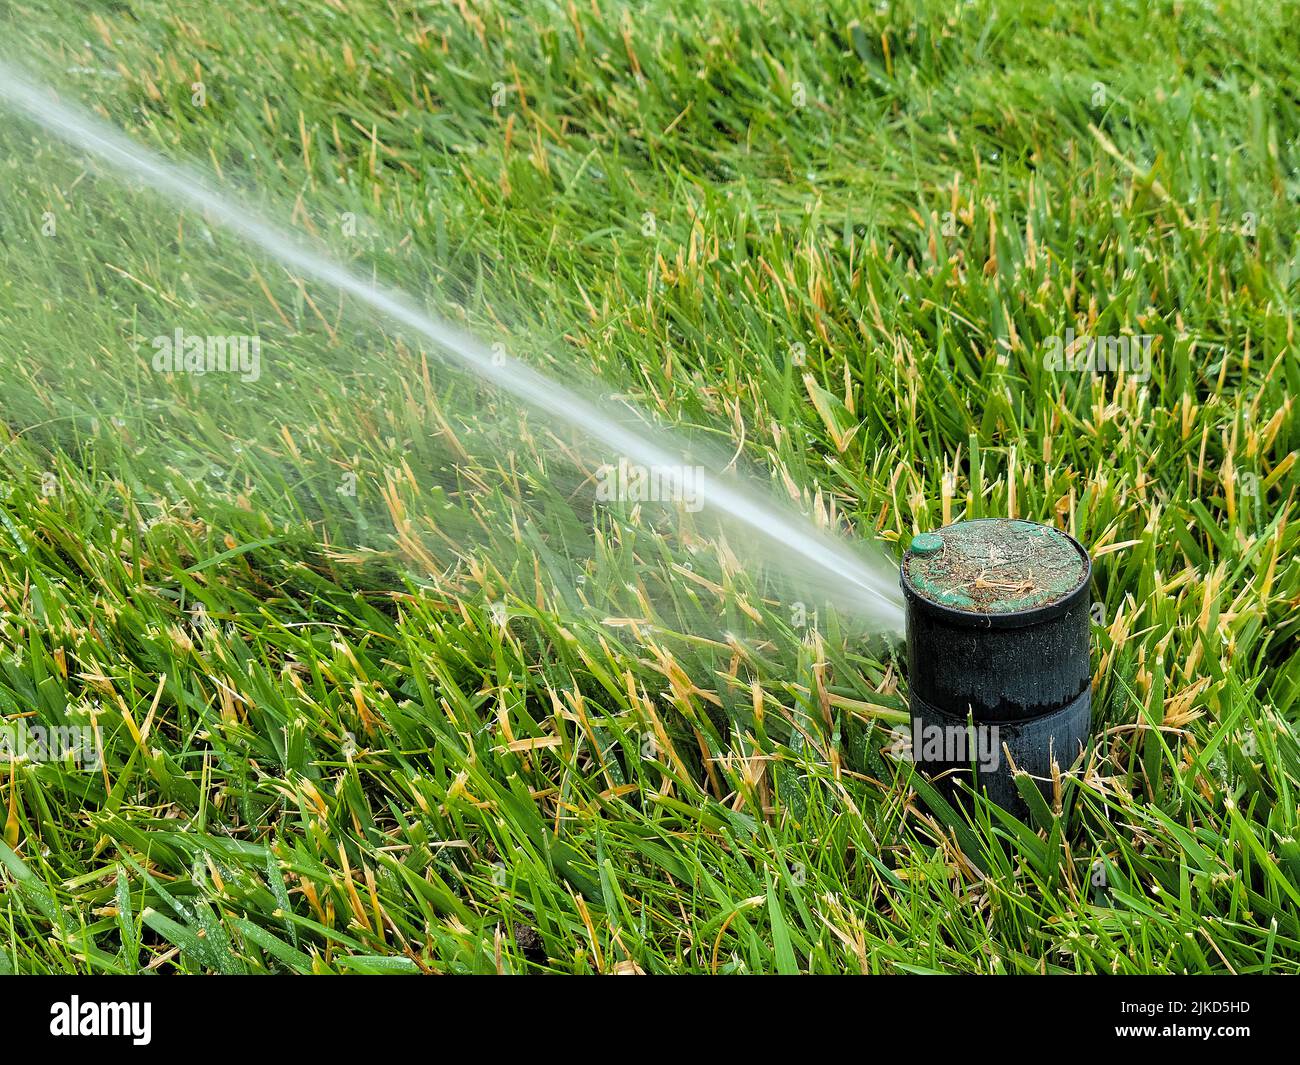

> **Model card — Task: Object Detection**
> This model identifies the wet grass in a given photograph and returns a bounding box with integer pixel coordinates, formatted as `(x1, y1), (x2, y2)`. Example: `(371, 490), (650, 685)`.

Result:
(0, 0), (1297, 973)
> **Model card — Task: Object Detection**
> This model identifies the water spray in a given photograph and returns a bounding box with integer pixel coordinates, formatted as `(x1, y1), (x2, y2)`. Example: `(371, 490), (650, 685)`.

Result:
(0, 58), (903, 631)
(901, 519), (1093, 812)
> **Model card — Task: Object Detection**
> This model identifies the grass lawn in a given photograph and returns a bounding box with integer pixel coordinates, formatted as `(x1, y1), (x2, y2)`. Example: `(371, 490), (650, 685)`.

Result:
(0, 0), (1297, 974)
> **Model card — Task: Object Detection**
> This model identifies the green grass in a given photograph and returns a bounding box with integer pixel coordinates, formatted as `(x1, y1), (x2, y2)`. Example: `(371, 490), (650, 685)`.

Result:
(0, 0), (1297, 973)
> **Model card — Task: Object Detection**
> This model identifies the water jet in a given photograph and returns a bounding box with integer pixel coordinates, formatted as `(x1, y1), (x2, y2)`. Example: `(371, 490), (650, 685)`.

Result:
(0, 57), (905, 634)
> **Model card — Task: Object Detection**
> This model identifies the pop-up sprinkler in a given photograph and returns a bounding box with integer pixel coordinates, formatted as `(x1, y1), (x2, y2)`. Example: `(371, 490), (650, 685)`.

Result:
(900, 519), (1092, 812)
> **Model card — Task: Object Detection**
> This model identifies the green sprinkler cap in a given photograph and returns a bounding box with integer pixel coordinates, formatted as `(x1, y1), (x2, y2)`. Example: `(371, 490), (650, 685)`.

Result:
(903, 519), (1089, 615)
(909, 532), (944, 556)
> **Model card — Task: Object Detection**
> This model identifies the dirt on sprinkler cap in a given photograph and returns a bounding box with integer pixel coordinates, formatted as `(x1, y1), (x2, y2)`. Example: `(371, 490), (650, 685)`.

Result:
(904, 519), (1088, 614)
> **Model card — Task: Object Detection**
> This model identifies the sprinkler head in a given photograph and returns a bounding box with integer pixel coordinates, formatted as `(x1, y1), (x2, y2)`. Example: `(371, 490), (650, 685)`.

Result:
(900, 519), (1092, 813)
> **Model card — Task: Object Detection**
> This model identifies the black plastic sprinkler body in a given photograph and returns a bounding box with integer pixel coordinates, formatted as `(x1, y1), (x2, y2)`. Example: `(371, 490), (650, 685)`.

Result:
(900, 519), (1092, 813)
